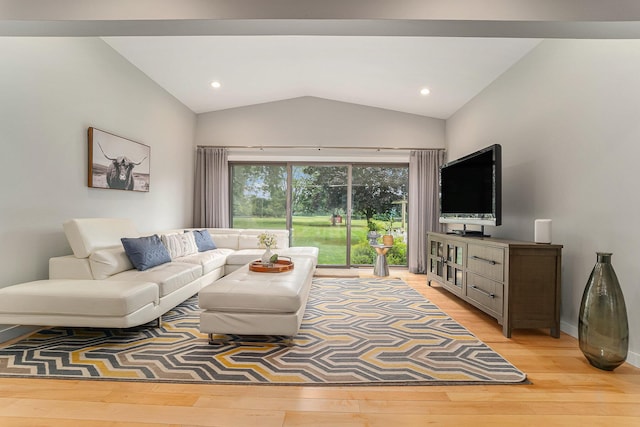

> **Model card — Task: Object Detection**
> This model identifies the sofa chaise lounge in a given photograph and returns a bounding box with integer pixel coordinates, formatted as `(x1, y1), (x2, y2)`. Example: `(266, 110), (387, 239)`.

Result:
(0, 218), (318, 332)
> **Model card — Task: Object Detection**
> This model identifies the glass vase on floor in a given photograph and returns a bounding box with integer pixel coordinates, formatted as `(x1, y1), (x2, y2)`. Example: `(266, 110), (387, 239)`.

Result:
(578, 252), (629, 371)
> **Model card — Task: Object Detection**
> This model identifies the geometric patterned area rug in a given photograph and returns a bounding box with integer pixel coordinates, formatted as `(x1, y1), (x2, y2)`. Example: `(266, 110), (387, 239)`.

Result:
(0, 278), (527, 385)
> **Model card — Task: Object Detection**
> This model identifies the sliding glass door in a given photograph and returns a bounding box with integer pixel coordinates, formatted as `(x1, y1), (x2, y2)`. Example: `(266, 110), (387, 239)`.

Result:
(291, 165), (349, 266)
(231, 162), (408, 267)
(350, 166), (408, 266)
(231, 164), (287, 229)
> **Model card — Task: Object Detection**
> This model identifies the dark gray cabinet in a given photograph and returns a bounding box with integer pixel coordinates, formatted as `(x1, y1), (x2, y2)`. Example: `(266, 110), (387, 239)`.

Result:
(427, 232), (562, 338)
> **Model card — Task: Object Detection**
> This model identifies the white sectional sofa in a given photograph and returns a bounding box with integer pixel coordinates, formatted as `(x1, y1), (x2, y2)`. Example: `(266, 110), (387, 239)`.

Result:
(0, 218), (318, 330)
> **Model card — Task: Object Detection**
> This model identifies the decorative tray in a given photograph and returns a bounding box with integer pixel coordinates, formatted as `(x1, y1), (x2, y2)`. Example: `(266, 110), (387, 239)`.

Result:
(249, 259), (294, 273)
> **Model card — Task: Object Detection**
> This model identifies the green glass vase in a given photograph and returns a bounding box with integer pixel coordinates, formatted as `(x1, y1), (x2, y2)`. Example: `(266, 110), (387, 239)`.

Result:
(578, 252), (629, 371)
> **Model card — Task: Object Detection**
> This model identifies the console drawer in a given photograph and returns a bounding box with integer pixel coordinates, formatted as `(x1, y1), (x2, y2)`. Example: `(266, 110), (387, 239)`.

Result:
(467, 244), (504, 282)
(466, 272), (503, 317)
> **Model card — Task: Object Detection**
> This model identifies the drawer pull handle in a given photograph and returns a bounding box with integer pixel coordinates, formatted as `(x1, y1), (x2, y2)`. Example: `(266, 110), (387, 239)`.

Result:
(470, 285), (495, 298)
(470, 255), (497, 265)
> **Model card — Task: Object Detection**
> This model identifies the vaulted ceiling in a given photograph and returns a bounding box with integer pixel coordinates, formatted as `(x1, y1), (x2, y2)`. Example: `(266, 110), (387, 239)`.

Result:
(103, 36), (540, 119)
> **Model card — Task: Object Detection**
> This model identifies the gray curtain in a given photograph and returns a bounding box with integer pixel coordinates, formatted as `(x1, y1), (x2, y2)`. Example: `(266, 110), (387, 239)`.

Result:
(193, 147), (230, 228)
(408, 149), (445, 273)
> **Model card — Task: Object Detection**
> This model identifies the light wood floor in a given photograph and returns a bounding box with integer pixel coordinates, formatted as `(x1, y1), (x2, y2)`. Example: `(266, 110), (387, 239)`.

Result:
(0, 270), (638, 426)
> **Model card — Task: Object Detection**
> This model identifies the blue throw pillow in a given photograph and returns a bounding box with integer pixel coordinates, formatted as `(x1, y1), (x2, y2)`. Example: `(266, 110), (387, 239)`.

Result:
(190, 229), (217, 252)
(121, 235), (171, 271)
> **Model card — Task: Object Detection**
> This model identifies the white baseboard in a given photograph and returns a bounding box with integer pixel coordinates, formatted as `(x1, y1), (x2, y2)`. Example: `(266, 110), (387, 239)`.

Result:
(0, 324), (39, 343)
(560, 320), (639, 368)
(560, 320), (579, 339)
(627, 351), (640, 369)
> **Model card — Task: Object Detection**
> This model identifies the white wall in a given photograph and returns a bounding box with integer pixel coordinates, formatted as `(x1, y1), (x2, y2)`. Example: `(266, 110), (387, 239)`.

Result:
(447, 39), (640, 367)
(0, 37), (196, 314)
(196, 96), (445, 161)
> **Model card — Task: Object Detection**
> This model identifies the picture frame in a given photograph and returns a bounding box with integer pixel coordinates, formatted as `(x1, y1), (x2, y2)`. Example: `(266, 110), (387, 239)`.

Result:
(88, 127), (150, 192)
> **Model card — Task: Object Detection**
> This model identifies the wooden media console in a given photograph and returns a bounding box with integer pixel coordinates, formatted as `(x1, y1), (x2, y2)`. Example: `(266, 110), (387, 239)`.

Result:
(427, 232), (562, 338)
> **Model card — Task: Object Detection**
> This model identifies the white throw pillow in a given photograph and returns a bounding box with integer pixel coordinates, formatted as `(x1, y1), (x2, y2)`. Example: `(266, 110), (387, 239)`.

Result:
(89, 247), (134, 279)
(182, 231), (198, 256)
(161, 233), (198, 259)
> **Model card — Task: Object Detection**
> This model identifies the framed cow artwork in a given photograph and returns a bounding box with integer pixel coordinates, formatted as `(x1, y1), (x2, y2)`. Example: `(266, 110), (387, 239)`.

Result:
(88, 127), (150, 192)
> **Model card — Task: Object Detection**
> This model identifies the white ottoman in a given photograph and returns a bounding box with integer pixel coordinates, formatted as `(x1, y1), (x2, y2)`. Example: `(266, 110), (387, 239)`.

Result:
(198, 257), (315, 344)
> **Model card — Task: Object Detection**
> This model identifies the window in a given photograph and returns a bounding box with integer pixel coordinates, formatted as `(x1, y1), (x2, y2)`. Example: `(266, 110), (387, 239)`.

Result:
(231, 162), (408, 266)
(231, 164), (287, 229)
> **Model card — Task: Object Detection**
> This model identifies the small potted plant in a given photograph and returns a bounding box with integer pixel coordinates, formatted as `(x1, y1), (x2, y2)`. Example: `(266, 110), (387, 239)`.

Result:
(257, 231), (278, 265)
(367, 219), (381, 245)
(335, 209), (343, 224)
(382, 216), (395, 246)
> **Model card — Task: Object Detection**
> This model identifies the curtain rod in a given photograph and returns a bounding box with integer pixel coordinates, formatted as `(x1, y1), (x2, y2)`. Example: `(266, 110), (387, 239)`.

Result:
(196, 145), (445, 151)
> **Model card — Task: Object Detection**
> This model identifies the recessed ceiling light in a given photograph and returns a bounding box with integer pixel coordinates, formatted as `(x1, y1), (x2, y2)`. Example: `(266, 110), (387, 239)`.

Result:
(420, 87), (430, 96)
(211, 81), (221, 89)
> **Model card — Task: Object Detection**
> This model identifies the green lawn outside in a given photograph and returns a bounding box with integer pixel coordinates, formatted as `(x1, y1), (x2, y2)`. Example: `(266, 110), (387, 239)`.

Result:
(233, 216), (407, 266)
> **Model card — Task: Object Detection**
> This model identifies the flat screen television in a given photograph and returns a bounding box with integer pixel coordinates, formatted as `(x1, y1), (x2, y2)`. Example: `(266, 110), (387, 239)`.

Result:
(439, 144), (502, 231)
